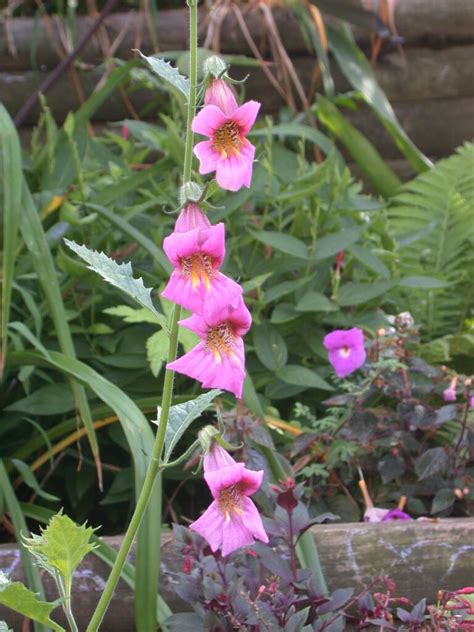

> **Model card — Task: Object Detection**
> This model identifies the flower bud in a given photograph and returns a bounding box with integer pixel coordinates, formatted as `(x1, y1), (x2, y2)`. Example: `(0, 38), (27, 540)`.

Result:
(203, 55), (227, 79)
(174, 203), (211, 232)
(204, 78), (238, 115)
(179, 181), (204, 205)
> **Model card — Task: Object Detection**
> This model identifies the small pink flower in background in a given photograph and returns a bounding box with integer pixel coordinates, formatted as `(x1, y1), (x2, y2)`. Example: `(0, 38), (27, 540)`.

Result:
(443, 376), (458, 403)
(190, 443), (268, 556)
(470, 395), (474, 408)
(161, 220), (242, 315)
(192, 99), (260, 192)
(167, 296), (251, 398)
(364, 507), (411, 522)
(323, 327), (366, 378)
(121, 125), (129, 140)
(204, 78), (238, 115)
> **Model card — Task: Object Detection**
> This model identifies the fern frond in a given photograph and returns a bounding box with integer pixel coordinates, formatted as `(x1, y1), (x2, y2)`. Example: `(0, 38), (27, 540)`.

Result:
(387, 143), (474, 339)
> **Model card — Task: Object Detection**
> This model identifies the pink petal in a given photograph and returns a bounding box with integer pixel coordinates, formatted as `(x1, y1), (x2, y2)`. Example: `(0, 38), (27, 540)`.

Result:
(190, 500), (225, 551)
(205, 463), (245, 497)
(194, 140), (220, 174)
(192, 104), (228, 136)
(328, 346), (366, 378)
(167, 340), (246, 399)
(199, 222), (226, 264)
(176, 314), (208, 338)
(239, 468), (264, 497)
(204, 444), (237, 473)
(227, 297), (252, 336)
(215, 140), (255, 191)
(232, 100), (261, 134)
(221, 514), (255, 557)
(162, 228), (201, 266)
(204, 79), (238, 116)
(174, 204), (211, 232)
(198, 273), (243, 318)
(241, 497), (269, 544)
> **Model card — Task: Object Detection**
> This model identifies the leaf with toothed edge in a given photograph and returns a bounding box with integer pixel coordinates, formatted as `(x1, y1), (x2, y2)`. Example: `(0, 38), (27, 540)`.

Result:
(136, 50), (190, 99)
(154, 390), (222, 463)
(65, 240), (162, 320)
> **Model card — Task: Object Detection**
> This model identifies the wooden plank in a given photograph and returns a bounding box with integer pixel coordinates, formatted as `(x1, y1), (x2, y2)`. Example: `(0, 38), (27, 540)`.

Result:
(0, 519), (473, 630)
(2, 60), (473, 159)
(1, 1), (473, 70)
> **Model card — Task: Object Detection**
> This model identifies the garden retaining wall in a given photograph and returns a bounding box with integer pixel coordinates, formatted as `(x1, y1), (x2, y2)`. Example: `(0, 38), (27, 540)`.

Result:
(1, 518), (473, 630)
(1, 0), (473, 161)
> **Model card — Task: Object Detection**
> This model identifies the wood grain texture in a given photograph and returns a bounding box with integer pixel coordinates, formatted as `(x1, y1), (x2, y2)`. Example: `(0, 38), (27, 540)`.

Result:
(1, 0), (473, 70)
(0, 519), (473, 630)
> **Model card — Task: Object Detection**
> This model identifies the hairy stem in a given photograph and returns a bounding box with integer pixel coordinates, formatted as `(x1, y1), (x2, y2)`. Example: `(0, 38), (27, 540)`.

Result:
(86, 2), (199, 629)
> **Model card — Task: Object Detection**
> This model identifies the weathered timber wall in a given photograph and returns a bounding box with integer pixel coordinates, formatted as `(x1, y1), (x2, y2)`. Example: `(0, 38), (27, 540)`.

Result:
(1, 0), (473, 158)
(0, 519), (473, 631)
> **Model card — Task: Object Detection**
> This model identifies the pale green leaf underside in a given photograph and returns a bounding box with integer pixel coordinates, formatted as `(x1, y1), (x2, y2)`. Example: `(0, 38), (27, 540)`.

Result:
(0, 575), (64, 632)
(136, 50), (189, 99)
(65, 240), (162, 320)
(155, 390), (222, 463)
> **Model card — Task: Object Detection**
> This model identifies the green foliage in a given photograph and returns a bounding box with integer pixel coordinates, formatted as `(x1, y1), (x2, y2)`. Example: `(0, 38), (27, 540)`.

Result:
(65, 240), (163, 321)
(0, 574), (64, 632)
(387, 143), (474, 339)
(155, 390), (222, 463)
(23, 511), (96, 592)
(136, 51), (190, 100)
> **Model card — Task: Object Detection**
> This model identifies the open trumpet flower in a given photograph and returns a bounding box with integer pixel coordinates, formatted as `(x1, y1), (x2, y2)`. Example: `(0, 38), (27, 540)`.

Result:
(167, 297), (251, 398)
(192, 99), (260, 192)
(190, 443), (268, 556)
(161, 220), (241, 315)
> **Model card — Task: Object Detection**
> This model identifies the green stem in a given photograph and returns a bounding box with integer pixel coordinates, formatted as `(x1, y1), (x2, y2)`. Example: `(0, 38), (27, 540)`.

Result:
(56, 572), (79, 632)
(86, 2), (199, 629)
(182, 0), (198, 184)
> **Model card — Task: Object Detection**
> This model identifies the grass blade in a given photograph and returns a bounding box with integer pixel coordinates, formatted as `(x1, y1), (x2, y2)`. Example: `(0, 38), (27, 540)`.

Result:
(317, 96), (401, 198)
(328, 25), (432, 173)
(0, 105), (22, 379)
(9, 349), (161, 630)
(0, 462), (48, 632)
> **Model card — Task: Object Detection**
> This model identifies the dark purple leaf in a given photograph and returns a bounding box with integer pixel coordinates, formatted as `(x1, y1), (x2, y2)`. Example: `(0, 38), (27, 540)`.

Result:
(378, 454), (405, 484)
(415, 447), (448, 481)
(396, 607), (412, 623)
(411, 598), (426, 622)
(318, 588), (354, 615)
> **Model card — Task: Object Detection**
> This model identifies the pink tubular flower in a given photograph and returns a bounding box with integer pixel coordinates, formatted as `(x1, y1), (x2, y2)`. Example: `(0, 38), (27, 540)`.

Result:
(204, 78), (238, 115)
(323, 328), (366, 378)
(192, 100), (260, 192)
(443, 376), (458, 403)
(190, 443), (268, 556)
(161, 220), (242, 315)
(174, 203), (211, 232)
(167, 297), (251, 398)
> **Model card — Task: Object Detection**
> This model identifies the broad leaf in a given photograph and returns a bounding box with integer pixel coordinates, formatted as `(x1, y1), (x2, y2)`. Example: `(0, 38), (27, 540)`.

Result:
(295, 291), (337, 313)
(276, 365), (334, 391)
(146, 330), (169, 377)
(136, 51), (189, 99)
(250, 230), (309, 259)
(155, 390), (222, 463)
(253, 321), (288, 370)
(0, 574), (64, 632)
(314, 228), (361, 261)
(65, 240), (162, 319)
(415, 447), (448, 481)
(10, 460), (59, 502)
(337, 280), (395, 306)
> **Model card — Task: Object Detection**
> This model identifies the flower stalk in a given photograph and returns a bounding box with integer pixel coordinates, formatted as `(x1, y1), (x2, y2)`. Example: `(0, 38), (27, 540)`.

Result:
(86, 1), (199, 629)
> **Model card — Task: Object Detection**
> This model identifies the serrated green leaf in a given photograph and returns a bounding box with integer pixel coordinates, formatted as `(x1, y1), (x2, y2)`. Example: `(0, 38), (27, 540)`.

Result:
(65, 240), (161, 319)
(136, 50), (189, 99)
(146, 330), (168, 377)
(276, 365), (334, 391)
(155, 390), (221, 463)
(23, 512), (96, 592)
(104, 305), (164, 326)
(0, 574), (64, 632)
